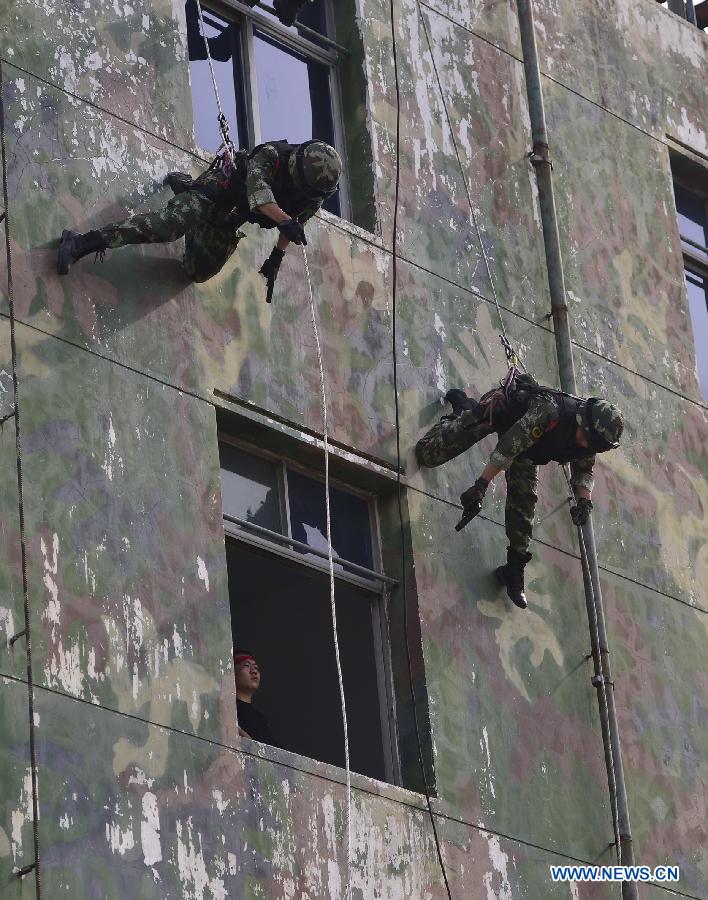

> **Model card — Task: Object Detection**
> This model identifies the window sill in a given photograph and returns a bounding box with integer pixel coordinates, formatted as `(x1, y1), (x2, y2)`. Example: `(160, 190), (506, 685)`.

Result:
(236, 733), (438, 813)
(313, 205), (385, 252)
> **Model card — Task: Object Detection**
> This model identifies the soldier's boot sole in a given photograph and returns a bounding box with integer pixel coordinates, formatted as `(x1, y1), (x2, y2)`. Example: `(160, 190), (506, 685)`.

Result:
(495, 564), (528, 610)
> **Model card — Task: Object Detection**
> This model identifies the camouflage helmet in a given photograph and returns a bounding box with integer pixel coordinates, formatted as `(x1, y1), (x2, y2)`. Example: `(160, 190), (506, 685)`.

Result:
(582, 398), (624, 451)
(288, 140), (342, 199)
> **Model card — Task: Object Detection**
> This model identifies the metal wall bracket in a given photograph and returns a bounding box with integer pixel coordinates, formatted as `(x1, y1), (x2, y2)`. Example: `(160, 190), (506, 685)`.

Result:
(13, 862), (36, 877)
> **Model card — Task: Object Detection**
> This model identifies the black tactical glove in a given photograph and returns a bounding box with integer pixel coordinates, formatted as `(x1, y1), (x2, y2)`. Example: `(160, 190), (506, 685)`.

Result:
(259, 247), (285, 304)
(277, 218), (307, 245)
(570, 497), (593, 527)
(455, 477), (489, 531)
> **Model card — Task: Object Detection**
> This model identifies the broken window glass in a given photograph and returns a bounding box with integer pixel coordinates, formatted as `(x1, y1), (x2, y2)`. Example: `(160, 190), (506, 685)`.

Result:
(286, 468), (374, 570)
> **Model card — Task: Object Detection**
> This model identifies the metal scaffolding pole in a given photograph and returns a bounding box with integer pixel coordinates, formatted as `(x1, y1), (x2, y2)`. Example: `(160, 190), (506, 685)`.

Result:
(514, 2), (637, 897)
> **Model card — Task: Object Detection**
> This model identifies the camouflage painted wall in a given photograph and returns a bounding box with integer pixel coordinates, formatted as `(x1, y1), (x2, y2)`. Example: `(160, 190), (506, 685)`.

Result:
(0, 0), (705, 897)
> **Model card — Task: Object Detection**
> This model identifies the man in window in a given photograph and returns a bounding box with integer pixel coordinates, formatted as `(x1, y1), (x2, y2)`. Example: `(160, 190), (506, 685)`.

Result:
(56, 140), (342, 293)
(234, 652), (275, 744)
(415, 373), (624, 610)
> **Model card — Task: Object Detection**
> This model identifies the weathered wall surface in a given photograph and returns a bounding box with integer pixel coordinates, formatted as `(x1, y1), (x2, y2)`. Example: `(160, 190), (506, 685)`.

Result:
(0, 0), (705, 897)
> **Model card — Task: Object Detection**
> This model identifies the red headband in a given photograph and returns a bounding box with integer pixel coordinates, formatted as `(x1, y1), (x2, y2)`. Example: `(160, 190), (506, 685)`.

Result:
(235, 653), (257, 666)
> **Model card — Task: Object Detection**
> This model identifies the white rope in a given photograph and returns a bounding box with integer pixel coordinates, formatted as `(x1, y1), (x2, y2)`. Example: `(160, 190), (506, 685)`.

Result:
(302, 245), (352, 900)
(561, 465), (622, 871)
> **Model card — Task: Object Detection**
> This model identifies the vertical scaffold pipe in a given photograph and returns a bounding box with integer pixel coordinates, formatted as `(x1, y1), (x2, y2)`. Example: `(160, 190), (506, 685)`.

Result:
(514, 3), (637, 898)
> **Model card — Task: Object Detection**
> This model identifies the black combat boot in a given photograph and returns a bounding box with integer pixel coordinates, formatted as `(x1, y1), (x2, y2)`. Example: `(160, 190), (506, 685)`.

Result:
(443, 388), (483, 421)
(57, 230), (107, 275)
(273, 0), (306, 26)
(164, 171), (194, 195)
(495, 549), (533, 609)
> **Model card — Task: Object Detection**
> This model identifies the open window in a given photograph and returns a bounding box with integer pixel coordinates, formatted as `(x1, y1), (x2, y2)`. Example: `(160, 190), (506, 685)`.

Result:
(671, 153), (708, 399)
(220, 438), (403, 784)
(186, 0), (346, 217)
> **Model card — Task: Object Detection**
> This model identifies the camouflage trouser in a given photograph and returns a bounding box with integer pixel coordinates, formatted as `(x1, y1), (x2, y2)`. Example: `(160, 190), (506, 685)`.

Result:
(98, 191), (246, 283)
(415, 414), (538, 554)
(504, 457), (538, 554)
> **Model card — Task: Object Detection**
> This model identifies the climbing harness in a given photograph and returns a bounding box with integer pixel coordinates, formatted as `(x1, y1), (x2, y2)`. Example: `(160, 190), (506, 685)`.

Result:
(560, 465), (622, 867)
(301, 246), (353, 900)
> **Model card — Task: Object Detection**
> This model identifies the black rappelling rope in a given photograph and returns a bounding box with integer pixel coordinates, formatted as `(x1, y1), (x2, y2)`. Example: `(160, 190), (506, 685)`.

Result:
(388, 5), (454, 899)
(0, 60), (42, 898)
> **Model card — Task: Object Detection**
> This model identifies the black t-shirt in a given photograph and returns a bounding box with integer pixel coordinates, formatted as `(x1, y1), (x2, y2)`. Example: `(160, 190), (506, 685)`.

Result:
(237, 699), (275, 746)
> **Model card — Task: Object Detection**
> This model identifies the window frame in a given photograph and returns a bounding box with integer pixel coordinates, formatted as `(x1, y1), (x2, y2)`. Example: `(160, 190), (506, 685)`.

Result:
(671, 157), (708, 398)
(191, 0), (351, 218)
(219, 433), (402, 785)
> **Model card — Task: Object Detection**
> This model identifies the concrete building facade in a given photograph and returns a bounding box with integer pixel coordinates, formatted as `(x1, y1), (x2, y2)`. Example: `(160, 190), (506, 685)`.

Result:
(0, 0), (706, 897)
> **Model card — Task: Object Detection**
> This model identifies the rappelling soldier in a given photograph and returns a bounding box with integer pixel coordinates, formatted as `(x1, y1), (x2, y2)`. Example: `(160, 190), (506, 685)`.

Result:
(57, 139), (342, 295)
(415, 373), (624, 609)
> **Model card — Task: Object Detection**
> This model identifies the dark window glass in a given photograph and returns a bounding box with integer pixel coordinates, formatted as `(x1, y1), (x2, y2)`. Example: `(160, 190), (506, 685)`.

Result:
(685, 271), (708, 399)
(219, 444), (282, 532)
(287, 469), (374, 571)
(187, 4), (246, 151)
(227, 540), (387, 780)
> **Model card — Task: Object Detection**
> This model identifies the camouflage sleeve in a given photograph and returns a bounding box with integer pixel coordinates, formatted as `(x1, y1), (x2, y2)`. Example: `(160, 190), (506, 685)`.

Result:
(489, 393), (561, 470)
(570, 455), (596, 493)
(245, 145), (280, 210)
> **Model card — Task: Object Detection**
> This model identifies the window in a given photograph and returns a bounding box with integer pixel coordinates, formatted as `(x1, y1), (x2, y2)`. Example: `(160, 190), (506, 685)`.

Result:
(186, 0), (344, 216)
(671, 162), (708, 399)
(220, 439), (401, 783)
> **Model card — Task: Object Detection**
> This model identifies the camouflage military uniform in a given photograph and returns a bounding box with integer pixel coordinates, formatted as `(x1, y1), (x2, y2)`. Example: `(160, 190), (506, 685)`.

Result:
(416, 390), (595, 554)
(97, 145), (323, 283)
